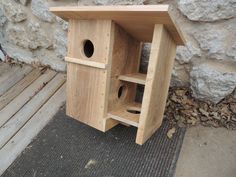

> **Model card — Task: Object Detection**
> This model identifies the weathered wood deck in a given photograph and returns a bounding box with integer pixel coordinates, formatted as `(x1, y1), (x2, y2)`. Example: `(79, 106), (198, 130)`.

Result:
(0, 62), (66, 175)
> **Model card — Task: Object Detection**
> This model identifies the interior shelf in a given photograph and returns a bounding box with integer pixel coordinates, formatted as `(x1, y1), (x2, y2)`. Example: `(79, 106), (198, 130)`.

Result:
(118, 73), (146, 85)
(108, 102), (141, 127)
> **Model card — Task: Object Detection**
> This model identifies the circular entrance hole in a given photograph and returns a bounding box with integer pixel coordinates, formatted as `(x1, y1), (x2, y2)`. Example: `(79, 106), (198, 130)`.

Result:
(126, 109), (141, 114)
(83, 40), (94, 58)
(118, 85), (127, 99)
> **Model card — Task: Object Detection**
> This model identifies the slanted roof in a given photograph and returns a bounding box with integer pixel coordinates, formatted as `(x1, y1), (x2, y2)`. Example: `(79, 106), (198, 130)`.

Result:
(50, 5), (185, 45)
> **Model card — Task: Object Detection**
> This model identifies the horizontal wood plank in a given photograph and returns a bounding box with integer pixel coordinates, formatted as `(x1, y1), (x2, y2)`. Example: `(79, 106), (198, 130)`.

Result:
(0, 69), (42, 110)
(108, 102), (141, 127)
(0, 65), (32, 96)
(50, 5), (185, 44)
(0, 83), (66, 175)
(0, 64), (13, 77)
(0, 74), (66, 148)
(0, 70), (56, 128)
(118, 73), (146, 85)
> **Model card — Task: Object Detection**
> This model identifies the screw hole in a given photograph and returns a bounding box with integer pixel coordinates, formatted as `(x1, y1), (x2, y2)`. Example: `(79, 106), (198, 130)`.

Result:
(83, 40), (94, 58)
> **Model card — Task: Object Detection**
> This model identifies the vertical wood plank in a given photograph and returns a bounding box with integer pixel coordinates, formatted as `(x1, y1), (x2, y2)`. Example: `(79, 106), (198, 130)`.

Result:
(66, 19), (114, 131)
(136, 24), (177, 145)
(104, 23), (142, 130)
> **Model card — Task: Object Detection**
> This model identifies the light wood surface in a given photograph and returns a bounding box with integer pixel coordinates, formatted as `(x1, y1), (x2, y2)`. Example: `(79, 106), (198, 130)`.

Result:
(108, 102), (141, 127)
(0, 84), (66, 175)
(0, 64), (13, 77)
(50, 5), (185, 45)
(119, 73), (146, 85)
(0, 65), (32, 96)
(104, 23), (142, 130)
(0, 74), (65, 148)
(136, 24), (177, 145)
(0, 70), (56, 127)
(66, 20), (114, 131)
(51, 5), (185, 145)
(65, 56), (107, 69)
(0, 69), (42, 110)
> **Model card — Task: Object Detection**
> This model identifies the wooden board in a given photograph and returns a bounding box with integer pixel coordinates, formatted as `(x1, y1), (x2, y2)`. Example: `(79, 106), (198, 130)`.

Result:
(104, 23), (142, 130)
(136, 24), (177, 145)
(119, 73), (146, 85)
(0, 83), (66, 175)
(0, 65), (32, 96)
(65, 57), (107, 69)
(0, 74), (65, 148)
(0, 69), (42, 110)
(108, 102), (141, 127)
(0, 70), (56, 127)
(66, 20), (114, 131)
(108, 23), (142, 109)
(0, 64), (13, 77)
(50, 5), (185, 45)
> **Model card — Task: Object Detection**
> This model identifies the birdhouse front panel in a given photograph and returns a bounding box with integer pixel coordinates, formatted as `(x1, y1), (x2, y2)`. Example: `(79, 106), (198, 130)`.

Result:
(66, 19), (114, 131)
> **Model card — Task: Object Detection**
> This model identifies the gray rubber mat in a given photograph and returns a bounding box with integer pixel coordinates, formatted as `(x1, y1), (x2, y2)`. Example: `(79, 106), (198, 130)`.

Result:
(3, 109), (186, 177)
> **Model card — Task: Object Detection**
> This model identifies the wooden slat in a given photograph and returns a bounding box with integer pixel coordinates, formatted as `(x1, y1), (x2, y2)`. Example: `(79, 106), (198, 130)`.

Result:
(66, 20), (114, 131)
(0, 70), (56, 127)
(105, 23), (142, 131)
(0, 73), (65, 148)
(0, 63), (12, 77)
(108, 102), (141, 127)
(118, 73), (146, 85)
(0, 65), (32, 96)
(65, 57), (107, 69)
(0, 69), (42, 110)
(50, 5), (186, 45)
(0, 84), (66, 175)
(136, 24), (177, 145)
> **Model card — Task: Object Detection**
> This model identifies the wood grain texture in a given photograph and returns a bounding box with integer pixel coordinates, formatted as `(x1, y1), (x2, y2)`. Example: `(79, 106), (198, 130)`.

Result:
(65, 57), (107, 69)
(104, 23), (142, 130)
(136, 24), (177, 145)
(0, 69), (42, 110)
(67, 19), (113, 62)
(0, 63), (12, 77)
(119, 73), (146, 85)
(108, 102), (141, 127)
(108, 23), (142, 112)
(0, 83), (66, 175)
(50, 5), (185, 44)
(0, 74), (65, 148)
(0, 70), (56, 128)
(66, 20), (114, 131)
(0, 65), (32, 96)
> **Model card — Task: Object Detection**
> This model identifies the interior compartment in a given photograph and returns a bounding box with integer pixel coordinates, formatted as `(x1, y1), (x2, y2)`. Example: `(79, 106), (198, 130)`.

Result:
(107, 23), (147, 127)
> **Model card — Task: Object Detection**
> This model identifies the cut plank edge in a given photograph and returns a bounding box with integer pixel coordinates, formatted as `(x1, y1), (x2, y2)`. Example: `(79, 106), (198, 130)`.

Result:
(107, 113), (139, 127)
(0, 66), (32, 96)
(0, 70), (57, 128)
(65, 57), (107, 69)
(118, 73), (146, 85)
(0, 74), (66, 149)
(0, 69), (42, 111)
(0, 83), (66, 175)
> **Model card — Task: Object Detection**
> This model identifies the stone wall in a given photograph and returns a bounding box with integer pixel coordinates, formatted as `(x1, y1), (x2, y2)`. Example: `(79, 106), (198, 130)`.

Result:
(0, 0), (235, 103)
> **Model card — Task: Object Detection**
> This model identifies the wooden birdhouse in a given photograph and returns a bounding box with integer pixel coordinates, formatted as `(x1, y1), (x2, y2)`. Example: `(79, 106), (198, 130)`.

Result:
(50, 5), (185, 145)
